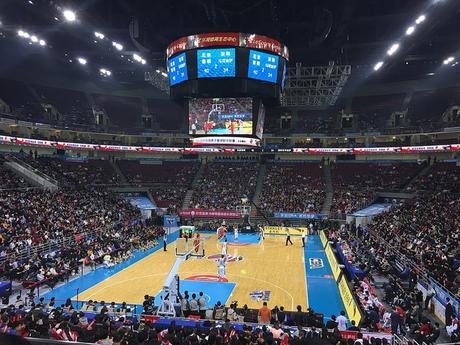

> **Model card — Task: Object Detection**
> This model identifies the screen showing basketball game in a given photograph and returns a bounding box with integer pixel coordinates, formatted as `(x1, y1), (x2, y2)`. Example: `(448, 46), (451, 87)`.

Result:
(189, 97), (253, 135)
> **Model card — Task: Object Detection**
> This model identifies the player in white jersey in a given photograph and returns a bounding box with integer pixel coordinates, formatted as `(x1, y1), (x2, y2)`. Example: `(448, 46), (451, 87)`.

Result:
(258, 224), (264, 241)
(217, 254), (227, 279)
(221, 238), (228, 256)
(234, 226), (238, 242)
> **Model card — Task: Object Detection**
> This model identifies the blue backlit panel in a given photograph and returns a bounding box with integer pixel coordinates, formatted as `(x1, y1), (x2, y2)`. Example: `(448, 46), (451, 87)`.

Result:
(197, 48), (235, 78)
(247, 50), (279, 83)
(168, 52), (188, 86)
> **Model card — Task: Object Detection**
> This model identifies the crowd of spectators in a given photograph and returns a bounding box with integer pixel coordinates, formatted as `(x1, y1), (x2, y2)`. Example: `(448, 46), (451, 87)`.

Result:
(368, 187), (460, 296)
(189, 162), (259, 210)
(330, 162), (424, 215)
(327, 227), (455, 344)
(0, 189), (144, 258)
(21, 155), (119, 187)
(259, 162), (325, 214)
(117, 160), (199, 186)
(0, 160), (30, 190)
(150, 186), (188, 211)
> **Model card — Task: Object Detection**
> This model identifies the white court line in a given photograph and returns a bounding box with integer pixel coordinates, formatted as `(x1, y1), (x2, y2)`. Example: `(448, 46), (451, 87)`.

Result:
(78, 271), (295, 310)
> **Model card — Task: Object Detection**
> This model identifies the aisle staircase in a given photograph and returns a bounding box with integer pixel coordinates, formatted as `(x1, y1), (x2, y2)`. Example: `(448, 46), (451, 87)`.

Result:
(110, 159), (128, 183)
(321, 164), (333, 216)
(181, 162), (206, 209)
(4, 155), (58, 190)
(400, 162), (432, 192)
(252, 162), (267, 205)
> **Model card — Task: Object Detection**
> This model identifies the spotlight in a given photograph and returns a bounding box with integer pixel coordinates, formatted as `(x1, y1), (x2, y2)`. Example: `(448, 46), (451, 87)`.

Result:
(100, 68), (112, 76)
(17, 30), (25, 37)
(443, 56), (455, 65)
(94, 32), (105, 39)
(387, 43), (400, 56)
(415, 15), (426, 24)
(133, 54), (142, 62)
(77, 57), (87, 65)
(63, 9), (76, 22)
(141, 59), (146, 65)
(161, 72), (168, 77)
(112, 42), (123, 51)
(156, 69), (161, 73)
(406, 26), (415, 35)
(39, 39), (46, 46)
(374, 61), (384, 71)
(30, 35), (38, 43)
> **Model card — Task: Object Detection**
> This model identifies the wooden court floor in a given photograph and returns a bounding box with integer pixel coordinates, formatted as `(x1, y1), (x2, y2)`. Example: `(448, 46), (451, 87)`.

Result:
(76, 234), (308, 311)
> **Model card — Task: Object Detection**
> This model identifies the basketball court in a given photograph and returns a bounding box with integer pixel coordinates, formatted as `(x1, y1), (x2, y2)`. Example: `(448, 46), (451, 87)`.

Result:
(44, 231), (345, 318)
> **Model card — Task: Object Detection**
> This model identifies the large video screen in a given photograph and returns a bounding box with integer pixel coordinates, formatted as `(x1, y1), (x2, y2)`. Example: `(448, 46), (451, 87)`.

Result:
(197, 48), (235, 78)
(167, 52), (188, 86)
(247, 50), (279, 83)
(189, 97), (253, 135)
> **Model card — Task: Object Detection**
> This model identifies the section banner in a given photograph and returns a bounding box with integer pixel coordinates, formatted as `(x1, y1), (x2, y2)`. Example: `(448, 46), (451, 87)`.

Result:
(178, 209), (241, 219)
(263, 226), (307, 235)
(273, 212), (324, 219)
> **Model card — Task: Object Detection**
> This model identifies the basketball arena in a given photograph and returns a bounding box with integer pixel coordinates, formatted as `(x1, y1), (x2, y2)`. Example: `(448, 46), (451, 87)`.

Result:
(0, 1), (459, 345)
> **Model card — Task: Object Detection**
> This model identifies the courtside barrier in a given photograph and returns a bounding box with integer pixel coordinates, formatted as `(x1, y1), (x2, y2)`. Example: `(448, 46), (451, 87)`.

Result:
(263, 226), (307, 235)
(320, 231), (363, 326)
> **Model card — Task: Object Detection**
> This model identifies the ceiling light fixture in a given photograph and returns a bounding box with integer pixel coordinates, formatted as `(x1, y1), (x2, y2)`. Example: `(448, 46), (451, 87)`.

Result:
(387, 43), (400, 56)
(374, 61), (384, 71)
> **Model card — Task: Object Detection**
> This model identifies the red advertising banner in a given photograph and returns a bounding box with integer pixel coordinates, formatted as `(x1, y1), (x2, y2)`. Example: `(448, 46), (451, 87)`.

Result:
(191, 32), (239, 48)
(166, 36), (188, 58)
(165, 32), (289, 60)
(0, 133), (459, 155)
(339, 331), (392, 342)
(244, 34), (284, 57)
(179, 209), (241, 219)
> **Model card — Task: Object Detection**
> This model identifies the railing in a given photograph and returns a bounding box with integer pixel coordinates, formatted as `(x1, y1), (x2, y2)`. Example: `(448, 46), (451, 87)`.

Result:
(0, 232), (90, 264)
(26, 338), (96, 345)
(5, 154), (59, 186)
(368, 228), (460, 301)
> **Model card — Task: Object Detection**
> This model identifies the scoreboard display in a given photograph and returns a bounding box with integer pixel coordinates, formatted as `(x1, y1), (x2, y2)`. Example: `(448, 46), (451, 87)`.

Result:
(167, 52), (188, 86)
(165, 32), (289, 99)
(247, 50), (279, 83)
(197, 48), (235, 78)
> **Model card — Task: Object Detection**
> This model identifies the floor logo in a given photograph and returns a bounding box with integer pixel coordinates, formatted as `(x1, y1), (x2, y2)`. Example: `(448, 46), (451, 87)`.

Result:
(249, 290), (271, 301)
(207, 254), (244, 262)
(309, 258), (324, 269)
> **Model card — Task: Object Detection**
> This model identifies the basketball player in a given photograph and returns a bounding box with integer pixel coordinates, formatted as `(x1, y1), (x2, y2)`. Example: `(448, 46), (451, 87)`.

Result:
(285, 228), (293, 246)
(234, 226), (239, 242)
(217, 254), (227, 279)
(301, 228), (306, 248)
(217, 224), (227, 240)
(163, 232), (168, 251)
(258, 224), (265, 241)
(193, 233), (201, 253)
(222, 238), (228, 256)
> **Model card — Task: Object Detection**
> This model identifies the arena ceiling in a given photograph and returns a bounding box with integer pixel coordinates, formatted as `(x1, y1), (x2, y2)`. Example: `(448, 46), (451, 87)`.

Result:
(1, 0), (460, 84)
